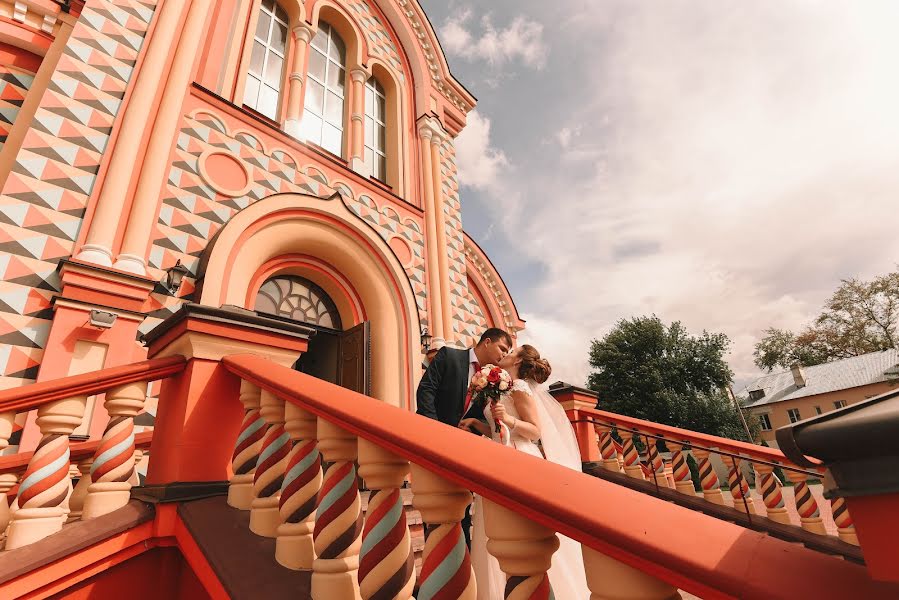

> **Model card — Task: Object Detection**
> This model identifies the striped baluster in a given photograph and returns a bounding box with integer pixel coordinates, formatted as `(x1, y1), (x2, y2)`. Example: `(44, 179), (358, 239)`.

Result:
(726, 458), (753, 512)
(787, 472), (826, 534)
(417, 522), (474, 599)
(648, 438), (669, 487)
(830, 496), (858, 545)
(619, 431), (644, 480)
(594, 424), (621, 473)
(505, 573), (553, 599)
(313, 419), (362, 599)
(755, 465), (791, 525)
(0, 411), (16, 536)
(251, 422), (291, 537)
(359, 488), (414, 599)
(668, 443), (697, 495)
(411, 465), (475, 600)
(229, 381), (264, 510)
(691, 449), (725, 505)
(357, 438), (413, 599)
(612, 438), (625, 469)
(277, 439), (322, 569)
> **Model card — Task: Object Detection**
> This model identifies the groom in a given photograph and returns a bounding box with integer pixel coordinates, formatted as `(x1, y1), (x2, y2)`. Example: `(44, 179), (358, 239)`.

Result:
(416, 327), (513, 546)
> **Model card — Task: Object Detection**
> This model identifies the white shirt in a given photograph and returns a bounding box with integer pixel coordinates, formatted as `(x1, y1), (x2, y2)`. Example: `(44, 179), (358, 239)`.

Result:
(468, 347), (479, 383)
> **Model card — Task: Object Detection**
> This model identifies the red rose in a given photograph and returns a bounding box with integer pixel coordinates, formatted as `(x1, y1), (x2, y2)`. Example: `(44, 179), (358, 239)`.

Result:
(487, 368), (501, 384)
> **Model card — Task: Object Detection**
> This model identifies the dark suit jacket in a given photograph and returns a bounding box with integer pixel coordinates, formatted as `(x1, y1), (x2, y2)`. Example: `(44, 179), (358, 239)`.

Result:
(416, 346), (487, 427)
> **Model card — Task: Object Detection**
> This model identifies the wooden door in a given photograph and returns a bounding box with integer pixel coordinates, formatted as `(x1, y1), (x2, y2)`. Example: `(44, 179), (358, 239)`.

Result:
(337, 321), (371, 395)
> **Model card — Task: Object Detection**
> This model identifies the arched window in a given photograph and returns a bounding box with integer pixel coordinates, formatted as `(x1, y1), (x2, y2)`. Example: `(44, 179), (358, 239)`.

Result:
(364, 76), (387, 182)
(244, 0), (288, 120)
(301, 22), (346, 156)
(255, 275), (342, 329)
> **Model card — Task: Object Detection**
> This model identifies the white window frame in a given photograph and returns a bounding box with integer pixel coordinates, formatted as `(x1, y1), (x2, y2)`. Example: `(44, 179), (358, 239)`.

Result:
(833, 400), (847, 409)
(301, 22), (346, 156)
(787, 408), (801, 424)
(758, 413), (772, 431)
(244, 0), (288, 120)
(364, 76), (387, 182)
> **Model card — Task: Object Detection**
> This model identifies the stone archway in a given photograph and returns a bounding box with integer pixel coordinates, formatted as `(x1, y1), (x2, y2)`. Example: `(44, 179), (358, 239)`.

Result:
(196, 192), (419, 407)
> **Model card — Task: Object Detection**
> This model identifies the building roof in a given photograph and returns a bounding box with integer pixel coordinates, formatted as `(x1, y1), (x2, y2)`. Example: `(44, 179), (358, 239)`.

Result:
(737, 349), (899, 409)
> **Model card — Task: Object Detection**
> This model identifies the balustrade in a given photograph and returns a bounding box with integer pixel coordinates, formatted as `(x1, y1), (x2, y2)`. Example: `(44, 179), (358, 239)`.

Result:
(250, 390), (290, 537)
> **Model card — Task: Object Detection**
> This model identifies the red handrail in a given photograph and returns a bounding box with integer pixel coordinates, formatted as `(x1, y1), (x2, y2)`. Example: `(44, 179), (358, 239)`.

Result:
(0, 430), (154, 473)
(580, 406), (824, 471)
(0, 356), (186, 414)
(223, 354), (897, 600)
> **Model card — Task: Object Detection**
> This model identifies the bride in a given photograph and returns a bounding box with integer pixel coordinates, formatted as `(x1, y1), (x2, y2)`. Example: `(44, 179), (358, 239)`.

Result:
(459, 344), (590, 599)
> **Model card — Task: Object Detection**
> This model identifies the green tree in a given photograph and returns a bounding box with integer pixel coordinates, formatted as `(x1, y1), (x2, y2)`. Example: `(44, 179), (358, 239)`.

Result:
(587, 316), (752, 440)
(753, 270), (899, 372)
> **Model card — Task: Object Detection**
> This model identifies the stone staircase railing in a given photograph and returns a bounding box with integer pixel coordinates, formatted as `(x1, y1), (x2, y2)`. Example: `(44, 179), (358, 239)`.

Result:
(569, 405), (859, 551)
(0, 356), (184, 549)
(219, 353), (893, 599)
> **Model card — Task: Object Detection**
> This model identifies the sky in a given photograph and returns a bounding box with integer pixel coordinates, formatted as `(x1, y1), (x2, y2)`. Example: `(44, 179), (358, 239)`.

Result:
(419, 0), (899, 389)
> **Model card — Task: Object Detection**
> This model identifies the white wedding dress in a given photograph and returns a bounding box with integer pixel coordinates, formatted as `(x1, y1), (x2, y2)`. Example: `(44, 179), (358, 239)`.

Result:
(471, 379), (590, 599)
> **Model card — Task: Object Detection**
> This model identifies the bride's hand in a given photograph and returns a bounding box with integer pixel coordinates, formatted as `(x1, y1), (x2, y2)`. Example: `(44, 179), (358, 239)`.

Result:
(491, 402), (510, 426)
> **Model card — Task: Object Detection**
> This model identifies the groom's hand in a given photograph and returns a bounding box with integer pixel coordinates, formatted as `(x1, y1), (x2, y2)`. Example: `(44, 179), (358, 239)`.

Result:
(459, 418), (486, 435)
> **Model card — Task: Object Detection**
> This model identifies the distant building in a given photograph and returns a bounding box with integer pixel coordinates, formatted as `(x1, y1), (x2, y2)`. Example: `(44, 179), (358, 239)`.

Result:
(738, 349), (899, 446)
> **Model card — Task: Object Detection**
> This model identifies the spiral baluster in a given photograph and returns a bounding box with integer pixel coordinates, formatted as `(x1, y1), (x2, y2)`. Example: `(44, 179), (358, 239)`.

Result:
(726, 458), (754, 512)
(787, 472), (826, 534)
(594, 424), (622, 473)
(668, 443), (697, 495)
(648, 438), (669, 487)
(228, 380), (264, 509)
(691, 448), (725, 505)
(619, 431), (644, 480)
(830, 496), (858, 545)
(755, 464), (791, 525)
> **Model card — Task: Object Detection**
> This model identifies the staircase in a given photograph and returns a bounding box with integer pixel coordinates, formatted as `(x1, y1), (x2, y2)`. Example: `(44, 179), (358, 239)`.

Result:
(0, 305), (897, 599)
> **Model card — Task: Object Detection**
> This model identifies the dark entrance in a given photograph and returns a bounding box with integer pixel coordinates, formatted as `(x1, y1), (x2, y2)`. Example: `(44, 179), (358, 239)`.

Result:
(255, 275), (371, 395)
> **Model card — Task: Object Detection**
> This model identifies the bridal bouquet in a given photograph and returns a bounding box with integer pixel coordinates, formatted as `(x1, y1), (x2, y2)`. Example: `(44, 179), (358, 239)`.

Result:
(469, 364), (512, 441)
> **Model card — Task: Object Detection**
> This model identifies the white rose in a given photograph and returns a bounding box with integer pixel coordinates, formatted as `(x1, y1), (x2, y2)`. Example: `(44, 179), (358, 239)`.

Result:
(498, 380), (509, 391)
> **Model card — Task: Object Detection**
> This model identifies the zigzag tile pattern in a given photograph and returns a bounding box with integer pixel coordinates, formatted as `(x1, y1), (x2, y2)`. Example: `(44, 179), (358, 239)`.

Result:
(0, 67), (35, 153)
(0, 0), (157, 389)
(142, 111), (429, 334)
(348, 0), (403, 73)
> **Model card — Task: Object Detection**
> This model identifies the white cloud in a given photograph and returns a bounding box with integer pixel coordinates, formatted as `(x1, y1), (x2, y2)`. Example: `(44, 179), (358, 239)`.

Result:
(453, 110), (508, 190)
(458, 0), (899, 385)
(439, 10), (547, 69)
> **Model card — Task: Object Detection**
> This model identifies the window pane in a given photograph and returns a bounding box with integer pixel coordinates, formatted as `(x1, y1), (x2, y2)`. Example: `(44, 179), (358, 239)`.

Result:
(376, 154), (386, 180)
(312, 27), (328, 52)
(324, 91), (343, 125)
(244, 75), (260, 108)
(262, 0), (275, 11)
(376, 95), (386, 122)
(301, 113), (322, 145)
(322, 123), (342, 155)
(274, 4), (288, 23)
(264, 52), (283, 88)
(255, 12), (272, 42)
(327, 65), (345, 94)
(250, 41), (266, 75)
(308, 49), (327, 83)
(305, 80), (324, 113)
(376, 122), (386, 150)
(272, 22), (287, 51)
(364, 116), (374, 146)
(364, 147), (373, 171)
(365, 86), (374, 110)
(329, 32), (346, 63)
(258, 85), (279, 119)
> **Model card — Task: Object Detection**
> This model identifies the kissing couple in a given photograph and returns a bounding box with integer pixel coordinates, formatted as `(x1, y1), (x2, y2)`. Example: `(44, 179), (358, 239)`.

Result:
(416, 328), (589, 599)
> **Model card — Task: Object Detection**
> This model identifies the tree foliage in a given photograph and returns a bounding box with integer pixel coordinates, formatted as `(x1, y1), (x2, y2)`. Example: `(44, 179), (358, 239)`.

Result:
(587, 316), (753, 440)
(753, 271), (899, 372)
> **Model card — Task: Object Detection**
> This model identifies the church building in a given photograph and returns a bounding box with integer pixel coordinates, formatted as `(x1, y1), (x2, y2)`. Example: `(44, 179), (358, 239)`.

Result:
(0, 0), (525, 455)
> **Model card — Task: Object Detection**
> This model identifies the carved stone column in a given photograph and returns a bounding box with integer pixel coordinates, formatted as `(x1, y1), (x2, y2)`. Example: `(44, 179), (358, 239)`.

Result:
(228, 380), (265, 509)
(348, 67), (369, 176)
(284, 23), (314, 138)
(418, 124), (444, 339)
(276, 402), (322, 570)
(411, 465), (476, 600)
(312, 419), (363, 600)
(357, 439), (414, 599)
(83, 381), (146, 519)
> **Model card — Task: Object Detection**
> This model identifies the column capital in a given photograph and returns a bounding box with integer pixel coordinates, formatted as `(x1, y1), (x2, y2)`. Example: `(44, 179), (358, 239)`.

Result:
(292, 22), (315, 43)
(289, 72), (303, 83)
(349, 66), (369, 83)
(418, 117), (447, 145)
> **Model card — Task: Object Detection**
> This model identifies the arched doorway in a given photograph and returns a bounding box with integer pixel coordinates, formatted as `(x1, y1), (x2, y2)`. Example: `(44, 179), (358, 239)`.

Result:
(254, 274), (370, 395)
(196, 192), (419, 408)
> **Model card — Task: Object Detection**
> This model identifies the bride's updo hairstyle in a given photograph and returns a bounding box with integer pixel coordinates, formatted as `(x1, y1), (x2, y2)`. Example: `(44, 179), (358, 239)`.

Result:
(517, 344), (552, 384)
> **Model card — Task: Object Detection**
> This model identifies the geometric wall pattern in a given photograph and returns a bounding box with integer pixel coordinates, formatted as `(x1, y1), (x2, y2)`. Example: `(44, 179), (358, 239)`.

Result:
(142, 109), (428, 334)
(0, 0), (157, 390)
(347, 0), (403, 73)
(0, 67), (35, 154)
